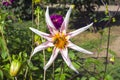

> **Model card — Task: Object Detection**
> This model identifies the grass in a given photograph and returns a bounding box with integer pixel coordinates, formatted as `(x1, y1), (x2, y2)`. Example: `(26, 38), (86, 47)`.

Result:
(69, 26), (120, 58)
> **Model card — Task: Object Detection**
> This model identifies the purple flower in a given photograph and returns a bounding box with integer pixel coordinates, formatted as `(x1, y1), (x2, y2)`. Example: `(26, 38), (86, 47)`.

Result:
(2, 0), (14, 6)
(50, 14), (63, 30)
(2, 2), (10, 6)
(10, 0), (14, 3)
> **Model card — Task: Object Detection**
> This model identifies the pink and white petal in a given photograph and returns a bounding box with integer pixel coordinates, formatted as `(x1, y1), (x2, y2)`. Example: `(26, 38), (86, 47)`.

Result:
(68, 23), (93, 38)
(60, 6), (72, 34)
(29, 27), (52, 41)
(60, 48), (79, 73)
(30, 41), (54, 58)
(45, 6), (57, 34)
(68, 41), (93, 54)
(44, 47), (59, 71)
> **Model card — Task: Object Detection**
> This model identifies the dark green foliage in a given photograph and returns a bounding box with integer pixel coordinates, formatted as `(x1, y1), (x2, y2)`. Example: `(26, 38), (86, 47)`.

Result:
(0, 0), (120, 80)
(5, 21), (32, 54)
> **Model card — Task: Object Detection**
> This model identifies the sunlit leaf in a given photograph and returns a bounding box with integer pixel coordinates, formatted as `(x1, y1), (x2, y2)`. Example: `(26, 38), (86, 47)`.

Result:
(108, 49), (116, 56)
(60, 74), (66, 80)
(0, 70), (3, 80)
(69, 50), (75, 60)
(81, 77), (87, 80)
(89, 77), (96, 80)
(105, 75), (113, 80)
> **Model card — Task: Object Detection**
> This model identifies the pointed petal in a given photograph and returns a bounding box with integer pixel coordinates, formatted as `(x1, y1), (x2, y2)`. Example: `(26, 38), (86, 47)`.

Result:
(44, 47), (59, 70)
(68, 23), (93, 38)
(29, 27), (52, 41)
(60, 6), (72, 34)
(68, 41), (93, 54)
(31, 41), (54, 57)
(45, 6), (57, 34)
(60, 48), (79, 73)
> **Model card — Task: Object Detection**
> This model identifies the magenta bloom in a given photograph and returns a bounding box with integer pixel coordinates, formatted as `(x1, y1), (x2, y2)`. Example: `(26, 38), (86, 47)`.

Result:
(50, 14), (63, 30)
(2, 0), (14, 6)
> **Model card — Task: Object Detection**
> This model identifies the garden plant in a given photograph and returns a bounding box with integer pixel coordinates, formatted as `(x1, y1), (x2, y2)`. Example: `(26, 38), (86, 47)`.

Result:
(0, 0), (120, 80)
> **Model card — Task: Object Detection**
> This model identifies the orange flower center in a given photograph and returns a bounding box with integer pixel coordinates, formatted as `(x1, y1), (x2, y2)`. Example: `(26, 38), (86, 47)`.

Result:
(52, 33), (68, 49)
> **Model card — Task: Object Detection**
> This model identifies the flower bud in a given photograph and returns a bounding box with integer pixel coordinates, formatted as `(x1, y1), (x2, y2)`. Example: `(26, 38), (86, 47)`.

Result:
(10, 60), (21, 77)
(47, 47), (52, 52)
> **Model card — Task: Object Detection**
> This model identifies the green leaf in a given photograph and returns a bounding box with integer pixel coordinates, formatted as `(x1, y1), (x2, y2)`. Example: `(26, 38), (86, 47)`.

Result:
(0, 70), (3, 80)
(69, 50), (75, 60)
(55, 67), (61, 72)
(60, 74), (66, 80)
(105, 75), (113, 80)
(89, 77), (96, 80)
(0, 37), (8, 59)
(73, 62), (80, 69)
(108, 49), (116, 56)
(28, 62), (39, 71)
(81, 77), (87, 80)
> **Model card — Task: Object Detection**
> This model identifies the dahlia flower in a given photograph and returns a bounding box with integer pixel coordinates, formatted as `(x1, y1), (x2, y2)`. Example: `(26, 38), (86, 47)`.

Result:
(30, 6), (93, 73)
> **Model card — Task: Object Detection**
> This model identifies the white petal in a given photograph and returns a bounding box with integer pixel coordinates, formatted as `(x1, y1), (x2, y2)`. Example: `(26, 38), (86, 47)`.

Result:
(31, 41), (54, 57)
(60, 6), (72, 33)
(68, 41), (93, 54)
(60, 48), (79, 73)
(45, 6), (57, 34)
(44, 47), (59, 70)
(68, 23), (93, 38)
(29, 27), (52, 41)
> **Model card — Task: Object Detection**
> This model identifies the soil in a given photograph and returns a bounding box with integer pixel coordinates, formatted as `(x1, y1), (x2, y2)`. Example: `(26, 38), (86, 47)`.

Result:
(93, 26), (120, 57)
(72, 26), (120, 58)
(108, 26), (120, 57)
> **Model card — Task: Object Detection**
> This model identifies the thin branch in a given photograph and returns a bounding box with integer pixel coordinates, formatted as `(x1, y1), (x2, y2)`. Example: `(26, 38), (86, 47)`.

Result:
(43, 49), (46, 80)
(52, 62), (55, 80)
(100, 0), (120, 78)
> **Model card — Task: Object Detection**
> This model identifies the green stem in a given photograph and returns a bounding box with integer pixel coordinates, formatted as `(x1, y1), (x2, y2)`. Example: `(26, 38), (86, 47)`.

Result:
(41, 38), (46, 80)
(24, 57), (31, 80)
(14, 77), (17, 80)
(100, 0), (120, 79)
(59, 62), (64, 80)
(52, 62), (55, 80)
(43, 49), (46, 80)
(24, 1), (34, 79)
(37, 8), (40, 28)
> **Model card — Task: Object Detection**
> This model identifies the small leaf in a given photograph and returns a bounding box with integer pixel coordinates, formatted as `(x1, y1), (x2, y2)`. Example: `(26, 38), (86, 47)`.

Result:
(105, 75), (113, 80)
(81, 77), (87, 80)
(60, 74), (66, 80)
(0, 70), (3, 80)
(73, 62), (80, 69)
(69, 50), (75, 60)
(28, 62), (39, 71)
(89, 77), (96, 80)
(108, 49), (116, 56)
(55, 68), (61, 72)
(0, 37), (8, 59)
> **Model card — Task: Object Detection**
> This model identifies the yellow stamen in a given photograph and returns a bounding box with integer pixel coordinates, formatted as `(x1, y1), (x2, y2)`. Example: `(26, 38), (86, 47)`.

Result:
(52, 32), (68, 49)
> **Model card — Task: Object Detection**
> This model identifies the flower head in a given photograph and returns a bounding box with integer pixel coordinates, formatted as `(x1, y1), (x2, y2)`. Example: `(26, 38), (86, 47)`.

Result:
(50, 14), (63, 30)
(2, 0), (14, 6)
(29, 6), (93, 73)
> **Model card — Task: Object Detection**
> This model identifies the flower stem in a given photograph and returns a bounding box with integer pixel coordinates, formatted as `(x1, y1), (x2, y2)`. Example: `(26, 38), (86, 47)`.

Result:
(100, 0), (120, 79)
(24, 56), (31, 80)
(52, 62), (55, 80)
(43, 49), (46, 80)
(41, 38), (46, 80)
(24, 1), (34, 79)
(14, 77), (17, 80)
